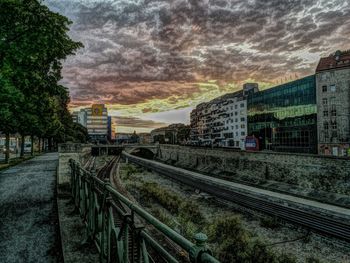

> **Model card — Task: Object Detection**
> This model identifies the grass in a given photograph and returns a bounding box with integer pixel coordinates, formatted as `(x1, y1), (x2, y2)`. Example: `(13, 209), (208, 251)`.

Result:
(120, 163), (321, 263)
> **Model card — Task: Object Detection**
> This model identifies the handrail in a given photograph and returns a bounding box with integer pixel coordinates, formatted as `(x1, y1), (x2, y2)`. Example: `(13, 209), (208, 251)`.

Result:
(69, 158), (221, 263)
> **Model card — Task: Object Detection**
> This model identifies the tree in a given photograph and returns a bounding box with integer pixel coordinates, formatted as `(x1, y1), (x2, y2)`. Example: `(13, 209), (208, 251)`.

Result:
(0, 0), (84, 156)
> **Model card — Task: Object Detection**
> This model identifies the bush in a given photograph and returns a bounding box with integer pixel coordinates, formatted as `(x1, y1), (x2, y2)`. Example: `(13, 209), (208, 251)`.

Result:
(207, 216), (297, 263)
(260, 216), (280, 229)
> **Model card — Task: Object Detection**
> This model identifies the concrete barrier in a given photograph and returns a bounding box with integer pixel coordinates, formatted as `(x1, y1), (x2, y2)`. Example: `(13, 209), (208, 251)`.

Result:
(58, 143), (91, 185)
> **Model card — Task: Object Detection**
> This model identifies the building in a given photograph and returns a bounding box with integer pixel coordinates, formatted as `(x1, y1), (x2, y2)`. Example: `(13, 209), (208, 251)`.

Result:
(315, 50), (350, 156)
(190, 84), (258, 149)
(72, 109), (87, 127)
(115, 132), (139, 144)
(86, 104), (108, 143)
(138, 133), (152, 144)
(151, 123), (186, 144)
(247, 75), (317, 153)
(107, 116), (116, 141)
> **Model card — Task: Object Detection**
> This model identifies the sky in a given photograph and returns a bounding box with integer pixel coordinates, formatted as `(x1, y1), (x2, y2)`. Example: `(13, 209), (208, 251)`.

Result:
(46, 0), (350, 133)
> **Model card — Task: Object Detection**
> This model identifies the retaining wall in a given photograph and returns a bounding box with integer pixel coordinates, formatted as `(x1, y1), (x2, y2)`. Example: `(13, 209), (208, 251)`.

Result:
(58, 143), (91, 185)
(157, 145), (350, 195)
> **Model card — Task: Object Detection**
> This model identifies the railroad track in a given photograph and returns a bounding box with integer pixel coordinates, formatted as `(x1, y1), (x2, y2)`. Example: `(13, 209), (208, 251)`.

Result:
(123, 152), (350, 243)
(84, 156), (96, 171)
(96, 156), (144, 262)
(96, 156), (119, 180)
(96, 155), (186, 262)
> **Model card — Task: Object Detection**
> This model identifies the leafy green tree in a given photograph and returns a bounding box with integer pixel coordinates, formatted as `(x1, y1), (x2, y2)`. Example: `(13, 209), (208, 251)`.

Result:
(0, 0), (84, 155)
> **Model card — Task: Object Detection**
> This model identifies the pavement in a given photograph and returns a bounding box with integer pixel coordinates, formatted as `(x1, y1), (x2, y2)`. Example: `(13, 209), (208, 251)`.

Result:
(0, 153), (62, 263)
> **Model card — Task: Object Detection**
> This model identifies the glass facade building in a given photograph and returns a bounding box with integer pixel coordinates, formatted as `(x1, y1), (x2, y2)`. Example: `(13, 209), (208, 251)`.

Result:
(247, 75), (317, 153)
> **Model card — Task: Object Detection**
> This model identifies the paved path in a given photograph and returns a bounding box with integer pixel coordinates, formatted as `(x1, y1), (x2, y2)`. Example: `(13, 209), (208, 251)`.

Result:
(0, 153), (62, 263)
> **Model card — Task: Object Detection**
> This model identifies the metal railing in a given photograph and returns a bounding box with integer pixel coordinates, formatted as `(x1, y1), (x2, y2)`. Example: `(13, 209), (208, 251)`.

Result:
(69, 159), (221, 263)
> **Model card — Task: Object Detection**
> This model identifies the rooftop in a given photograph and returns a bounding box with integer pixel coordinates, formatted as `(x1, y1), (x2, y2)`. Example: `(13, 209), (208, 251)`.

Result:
(316, 50), (350, 72)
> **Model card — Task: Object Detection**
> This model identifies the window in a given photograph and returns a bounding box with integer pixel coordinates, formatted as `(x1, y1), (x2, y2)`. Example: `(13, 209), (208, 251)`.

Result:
(235, 112), (238, 116)
(241, 117), (245, 122)
(322, 98), (328, 105)
(324, 122), (328, 130)
(235, 105), (238, 109)
(330, 84), (336, 92)
(322, 85), (327, 92)
(324, 132), (329, 141)
(331, 105), (336, 116)
(241, 131), (245, 136)
(240, 103), (244, 108)
(323, 110), (328, 117)
(331, 121), (337, 130)
(241, 124), (245, 129)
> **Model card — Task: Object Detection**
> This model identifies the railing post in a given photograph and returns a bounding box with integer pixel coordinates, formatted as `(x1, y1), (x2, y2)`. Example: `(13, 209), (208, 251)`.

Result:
(189, 233), (212, 263)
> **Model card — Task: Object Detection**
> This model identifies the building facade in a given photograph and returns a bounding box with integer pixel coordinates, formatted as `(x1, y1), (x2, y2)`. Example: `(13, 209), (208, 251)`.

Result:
(247, 75), (317, 153)
(190, 84), (258, 149)
(72, 109), (87, 127)
(86, 104), (108, 143)
(316, 50), (350, 156)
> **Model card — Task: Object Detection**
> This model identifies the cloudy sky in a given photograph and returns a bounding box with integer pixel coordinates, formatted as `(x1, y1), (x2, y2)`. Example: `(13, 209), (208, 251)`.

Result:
(46, 0), (350, 133)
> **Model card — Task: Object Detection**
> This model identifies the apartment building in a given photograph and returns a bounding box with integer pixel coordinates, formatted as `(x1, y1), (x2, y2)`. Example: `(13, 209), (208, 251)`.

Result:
(316, 50), (350, 156)
(190, 84), (258, 149)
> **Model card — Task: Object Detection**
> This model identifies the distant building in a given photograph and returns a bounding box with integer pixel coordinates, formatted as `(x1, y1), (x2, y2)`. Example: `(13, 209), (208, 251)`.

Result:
(151, 123), (186, 144)
(107, 116), (116, 141)
(190, 84), (258, 149)
(72, 109), (87, 127)
(115, 132), (139, 144)
(138, 133), (152, 144)
(73, 105), (109, 143)
(247, 75), (317, 153)
(316, 50), (350, 156)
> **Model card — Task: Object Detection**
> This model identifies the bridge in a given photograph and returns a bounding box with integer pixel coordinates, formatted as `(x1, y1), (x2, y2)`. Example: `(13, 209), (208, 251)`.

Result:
(90, 144), (159, 157)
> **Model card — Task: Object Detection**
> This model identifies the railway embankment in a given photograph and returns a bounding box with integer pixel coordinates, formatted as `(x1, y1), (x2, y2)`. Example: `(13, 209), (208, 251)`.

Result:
(156, 145), (350, 207)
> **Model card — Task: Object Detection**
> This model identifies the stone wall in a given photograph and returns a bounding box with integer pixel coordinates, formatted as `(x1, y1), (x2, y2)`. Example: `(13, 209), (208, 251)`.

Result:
(157, 145), (350, 195)
(58, 143), (91, 185)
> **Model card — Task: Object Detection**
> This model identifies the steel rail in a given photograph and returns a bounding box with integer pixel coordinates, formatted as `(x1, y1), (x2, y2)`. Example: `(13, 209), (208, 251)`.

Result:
(122, 151), (350, 243)
(70, 156), (220, 263)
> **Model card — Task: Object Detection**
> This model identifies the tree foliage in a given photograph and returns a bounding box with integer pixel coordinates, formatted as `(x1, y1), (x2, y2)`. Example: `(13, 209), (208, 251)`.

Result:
(0, 0), (86, 160)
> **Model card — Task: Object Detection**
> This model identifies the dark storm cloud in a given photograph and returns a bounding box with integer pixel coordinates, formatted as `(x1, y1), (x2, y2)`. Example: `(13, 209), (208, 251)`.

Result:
(46, 0), (350, 106)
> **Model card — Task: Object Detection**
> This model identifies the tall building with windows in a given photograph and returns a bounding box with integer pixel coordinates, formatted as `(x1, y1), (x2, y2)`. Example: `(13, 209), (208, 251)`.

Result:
(247, 75), (317, 153)
(190, 84), (258, 149)
(316, 50), (350, 156)
(72, 109), (87, 127)
(86, 104), (108, 142)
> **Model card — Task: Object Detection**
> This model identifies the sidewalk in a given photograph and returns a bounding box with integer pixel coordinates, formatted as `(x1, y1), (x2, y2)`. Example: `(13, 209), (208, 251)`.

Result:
(0, 153), (62, 263)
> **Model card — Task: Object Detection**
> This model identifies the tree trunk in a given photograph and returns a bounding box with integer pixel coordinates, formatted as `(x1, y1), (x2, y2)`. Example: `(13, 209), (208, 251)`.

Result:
(20, 134), (25, 157)
(42, 138), (45, 152)
(38, 138), (41, 153)
(48, 137), (52, 151)
(5, 133), (10, 163)
(30, 135), (34, 156)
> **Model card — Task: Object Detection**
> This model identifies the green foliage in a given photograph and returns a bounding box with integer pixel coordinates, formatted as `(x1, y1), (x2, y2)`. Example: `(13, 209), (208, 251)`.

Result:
(0, 0), (84, 145)
(207, 216), (297, 263)
(305, 256), (322, 263)
(260, 216), (280, 229)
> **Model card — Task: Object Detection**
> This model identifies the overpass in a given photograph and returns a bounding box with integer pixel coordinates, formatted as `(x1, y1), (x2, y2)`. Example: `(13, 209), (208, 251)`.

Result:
(90, 144), (159, 157)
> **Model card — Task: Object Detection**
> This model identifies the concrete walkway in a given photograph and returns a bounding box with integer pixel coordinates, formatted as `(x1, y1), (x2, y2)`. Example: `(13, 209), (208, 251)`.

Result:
(0, 153), (62, 263)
